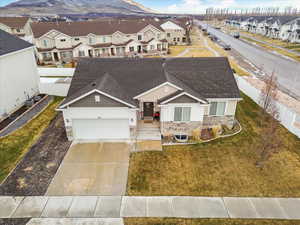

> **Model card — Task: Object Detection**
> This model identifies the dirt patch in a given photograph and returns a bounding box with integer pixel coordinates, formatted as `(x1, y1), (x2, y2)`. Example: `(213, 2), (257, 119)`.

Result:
(0, 114), (71, 196)
(0, 219), (30, 225)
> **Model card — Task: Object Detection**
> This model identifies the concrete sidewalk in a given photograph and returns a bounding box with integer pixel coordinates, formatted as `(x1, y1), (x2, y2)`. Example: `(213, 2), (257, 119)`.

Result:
(1, 196), (300, 220)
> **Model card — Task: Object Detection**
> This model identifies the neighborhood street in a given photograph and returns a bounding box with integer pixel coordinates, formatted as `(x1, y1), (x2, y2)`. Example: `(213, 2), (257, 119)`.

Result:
(197, 21), (300, 99)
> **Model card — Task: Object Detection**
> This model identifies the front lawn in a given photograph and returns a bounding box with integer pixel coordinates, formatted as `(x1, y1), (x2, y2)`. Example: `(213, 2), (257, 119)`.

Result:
(125, 218), (300, 225)
(0, 97), (62, 182)
(127, 93), (300, 197)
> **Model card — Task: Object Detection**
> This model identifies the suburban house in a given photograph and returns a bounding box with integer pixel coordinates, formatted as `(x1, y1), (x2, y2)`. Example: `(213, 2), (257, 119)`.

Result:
(0, 30), (39, 119)
(0, 17), (32, 38)
(160, 19), (190, 45)
(31, 20), (169, 64)
(58, 57), (241, 141)
(225, 15), (300, 43)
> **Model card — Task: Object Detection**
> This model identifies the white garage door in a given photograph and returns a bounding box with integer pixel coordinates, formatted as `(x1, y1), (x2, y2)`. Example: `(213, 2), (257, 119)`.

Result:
(72, 119), (130, 140)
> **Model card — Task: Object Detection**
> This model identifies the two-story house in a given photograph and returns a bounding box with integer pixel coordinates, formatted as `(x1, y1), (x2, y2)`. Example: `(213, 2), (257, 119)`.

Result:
(0, 17), (32, 38)
(31, 20), (169, 64)
(0, 30), (39, 119)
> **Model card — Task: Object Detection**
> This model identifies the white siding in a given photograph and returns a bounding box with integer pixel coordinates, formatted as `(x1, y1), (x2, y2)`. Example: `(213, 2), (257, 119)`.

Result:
(62, 107), (137, 128)
(0, 47), (39, 117)
(160, 103), (205, 122)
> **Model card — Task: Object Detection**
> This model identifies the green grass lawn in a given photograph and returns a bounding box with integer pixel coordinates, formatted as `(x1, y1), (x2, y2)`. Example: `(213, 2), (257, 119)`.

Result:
(127, 93), (300, 197)
(0, 97), (62, 182)
(125, 218), (300, 225)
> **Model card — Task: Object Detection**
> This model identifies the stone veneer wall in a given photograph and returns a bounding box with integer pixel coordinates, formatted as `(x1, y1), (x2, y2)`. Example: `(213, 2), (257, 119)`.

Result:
(202, 115), (235, 129)
(161, 121), (203, 137)
(65, 125), (73, 141)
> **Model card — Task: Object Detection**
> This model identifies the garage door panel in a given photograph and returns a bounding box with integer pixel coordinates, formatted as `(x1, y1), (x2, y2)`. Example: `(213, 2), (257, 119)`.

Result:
(73, 119), (130, 140)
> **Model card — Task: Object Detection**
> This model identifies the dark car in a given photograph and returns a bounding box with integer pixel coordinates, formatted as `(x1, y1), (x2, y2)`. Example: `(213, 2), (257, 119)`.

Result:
(223, 44), (231, 50)
(232, 32), (240, 39)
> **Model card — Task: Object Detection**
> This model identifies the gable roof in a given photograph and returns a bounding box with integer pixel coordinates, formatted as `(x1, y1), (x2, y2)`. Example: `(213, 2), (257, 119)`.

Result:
(31, 20), (164, 38)
(60, 57), (240, 109)
(0, 30), (33, 57)
(0, 17), (29, 29)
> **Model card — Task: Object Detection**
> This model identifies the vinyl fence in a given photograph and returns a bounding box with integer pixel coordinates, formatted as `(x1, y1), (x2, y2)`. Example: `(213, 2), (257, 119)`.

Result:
(235, 75), (300, 138)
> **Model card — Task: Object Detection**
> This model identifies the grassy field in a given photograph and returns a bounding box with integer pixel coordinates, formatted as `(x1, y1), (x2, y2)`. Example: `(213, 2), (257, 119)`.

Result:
(0, 97), (62, 182)
(125, 218), (300, 225)
(241, 36), (300, 62)
(127, 93), (300, 197)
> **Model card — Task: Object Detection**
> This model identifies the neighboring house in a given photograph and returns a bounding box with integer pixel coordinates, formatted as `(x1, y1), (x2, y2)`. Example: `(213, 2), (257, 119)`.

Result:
(58, 57), (241, 141)
(0, 17), (32, 37)
(0, 30), (39, 119)
(225, 16), (300, 42)
(31, 20), (169, 64)
(288, 18), (300, 43)
(160, 19), (189, 45)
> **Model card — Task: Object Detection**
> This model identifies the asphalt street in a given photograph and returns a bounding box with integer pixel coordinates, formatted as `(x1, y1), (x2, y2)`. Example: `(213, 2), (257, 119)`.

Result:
(196, 21), (300, 98)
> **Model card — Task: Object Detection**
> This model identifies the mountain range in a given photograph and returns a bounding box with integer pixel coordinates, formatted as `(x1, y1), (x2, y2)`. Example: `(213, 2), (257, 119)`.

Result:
(0, 0), (155, 16)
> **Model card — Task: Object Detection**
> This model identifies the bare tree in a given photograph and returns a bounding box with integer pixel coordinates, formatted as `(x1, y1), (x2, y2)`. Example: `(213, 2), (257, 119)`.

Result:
(260, 71), (278, 113)
(256, 72), (283, 168)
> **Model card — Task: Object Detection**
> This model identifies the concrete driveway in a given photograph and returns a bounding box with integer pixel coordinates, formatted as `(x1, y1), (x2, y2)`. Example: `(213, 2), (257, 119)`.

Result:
(46, 142), (130, 196)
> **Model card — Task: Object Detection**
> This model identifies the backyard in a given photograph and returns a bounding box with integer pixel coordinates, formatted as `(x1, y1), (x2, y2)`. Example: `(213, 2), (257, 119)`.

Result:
(127, 93), (300, 197)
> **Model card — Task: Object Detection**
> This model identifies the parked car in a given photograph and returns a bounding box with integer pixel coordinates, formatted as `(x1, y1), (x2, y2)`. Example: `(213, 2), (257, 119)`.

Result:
(223, 44), (231, 50)
(232, 32), (240, 39)
(219, 42), (231, 50)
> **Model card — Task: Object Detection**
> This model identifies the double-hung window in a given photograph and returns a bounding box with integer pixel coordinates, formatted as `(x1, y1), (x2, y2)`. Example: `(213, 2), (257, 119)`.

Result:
(174, 107), (191, 122)
(209, 102), (226, 116)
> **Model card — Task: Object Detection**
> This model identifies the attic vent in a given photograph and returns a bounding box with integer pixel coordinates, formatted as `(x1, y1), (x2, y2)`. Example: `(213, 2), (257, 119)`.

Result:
(95, 95), (101, 103)
(91, 82), (97, 87)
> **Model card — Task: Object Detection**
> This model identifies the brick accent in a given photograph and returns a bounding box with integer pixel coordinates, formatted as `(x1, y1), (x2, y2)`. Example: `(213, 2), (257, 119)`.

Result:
(161, 121), (202, 137)
(203, 115), (235, 129)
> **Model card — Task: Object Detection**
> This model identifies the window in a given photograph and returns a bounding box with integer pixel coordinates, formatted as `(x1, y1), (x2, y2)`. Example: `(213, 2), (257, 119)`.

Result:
(78, 50), (85, 57)
(157, 34), (161, 39)
(173, 38), (177, 42)
(60, 39), (66, 42)
(174, 107), (191, 122)
(167, 33), (171, 37)
(16, 29), (20, 33)
(74, 37), (80, 41)
(129, 46), (134, 52)
(43, 39), (47, 47)
(177, 37), (180, 42)
(150, 45), (155, 50)
(138, 35), (142, 41)
(102, 36), (106, 43)
(209, 102), (226, 116)
(89, 37), (93, 44)
(95, 95), (101, 103)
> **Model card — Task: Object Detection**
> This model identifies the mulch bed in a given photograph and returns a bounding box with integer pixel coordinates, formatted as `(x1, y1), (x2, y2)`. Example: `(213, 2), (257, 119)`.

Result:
(0, 219), (30, 225)
(0, 114), (71, 196)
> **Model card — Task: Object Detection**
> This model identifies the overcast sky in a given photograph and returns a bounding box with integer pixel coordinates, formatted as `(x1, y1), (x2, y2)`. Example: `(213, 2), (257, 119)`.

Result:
(1, 0), (300, 13)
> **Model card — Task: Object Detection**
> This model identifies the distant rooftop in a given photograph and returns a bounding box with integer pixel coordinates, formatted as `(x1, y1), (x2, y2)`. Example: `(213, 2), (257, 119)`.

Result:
(0, 30), (33, 57)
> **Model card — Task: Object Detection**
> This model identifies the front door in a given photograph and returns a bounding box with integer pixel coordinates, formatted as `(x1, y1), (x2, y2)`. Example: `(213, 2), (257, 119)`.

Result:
(143, 102), (154, 117)
(53, 52), (59, 62)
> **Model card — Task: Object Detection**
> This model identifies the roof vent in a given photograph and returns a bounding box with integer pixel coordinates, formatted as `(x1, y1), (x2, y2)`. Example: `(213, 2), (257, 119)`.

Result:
(91, 82), (96, 87)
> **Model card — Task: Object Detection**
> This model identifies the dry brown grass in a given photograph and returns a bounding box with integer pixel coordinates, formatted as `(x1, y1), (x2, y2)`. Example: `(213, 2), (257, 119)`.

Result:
(127, 94), (300, 197)
(125, 218), (300, 225)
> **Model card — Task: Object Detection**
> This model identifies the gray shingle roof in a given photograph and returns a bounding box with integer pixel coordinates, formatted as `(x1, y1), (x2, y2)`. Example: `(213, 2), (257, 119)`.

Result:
(61, 57), (240, 108)
(0, 30), (33, 57)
